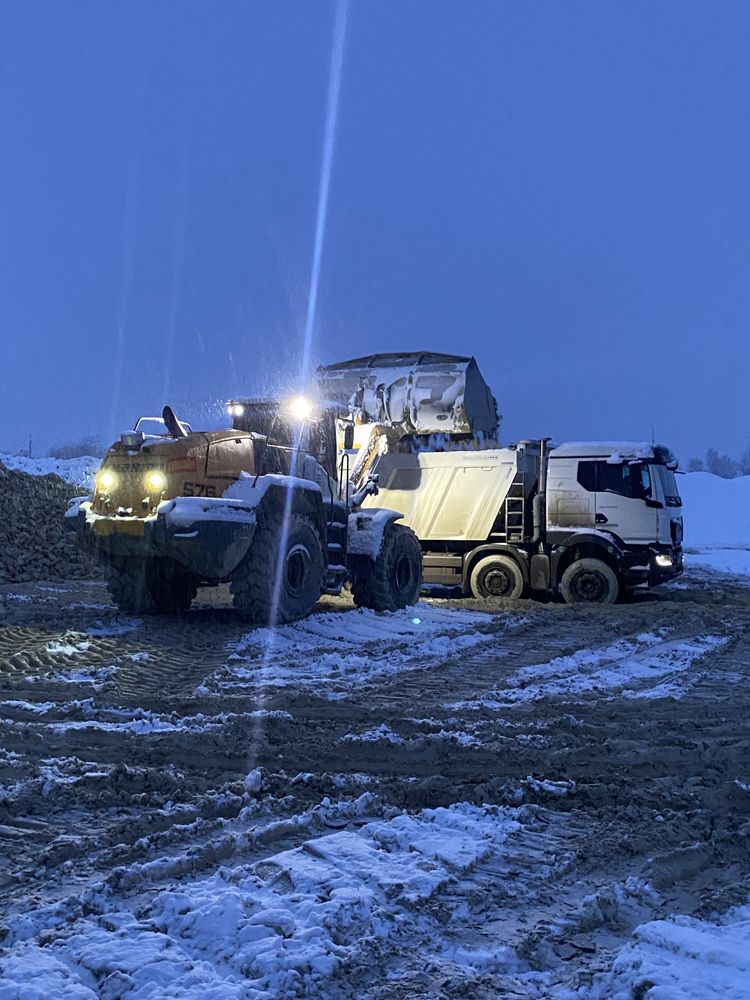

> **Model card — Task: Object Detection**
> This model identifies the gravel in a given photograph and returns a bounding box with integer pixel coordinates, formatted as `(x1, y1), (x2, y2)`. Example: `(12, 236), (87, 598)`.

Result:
(0, 462), (97, 583)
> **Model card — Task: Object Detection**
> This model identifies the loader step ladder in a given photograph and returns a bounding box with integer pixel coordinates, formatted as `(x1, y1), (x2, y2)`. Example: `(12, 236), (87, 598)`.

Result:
(504, 476), (526, 542)
(324, 499), (349, 594)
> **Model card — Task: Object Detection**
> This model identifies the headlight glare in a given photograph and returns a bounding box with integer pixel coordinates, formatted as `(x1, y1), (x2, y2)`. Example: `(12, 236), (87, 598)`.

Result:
(288, 396), (313, 422)
(96, 470), (116, 491)
(145, 470), (167, 493)
(654, 553), (673, 568)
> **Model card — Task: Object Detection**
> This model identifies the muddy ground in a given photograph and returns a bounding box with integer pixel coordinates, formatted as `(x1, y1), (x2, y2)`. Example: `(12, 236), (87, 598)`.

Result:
(0, 571), (748, 997)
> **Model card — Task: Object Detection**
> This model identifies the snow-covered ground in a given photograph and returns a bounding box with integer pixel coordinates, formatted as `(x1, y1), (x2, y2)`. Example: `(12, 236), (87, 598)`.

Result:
(0, 572), (748, 998)
(199, 604), (502, 698)
(0, 799), (539, 997)
(575, 903), (750, 1000)
(0, 452), (98, 487)
(0, 469), (749, 996)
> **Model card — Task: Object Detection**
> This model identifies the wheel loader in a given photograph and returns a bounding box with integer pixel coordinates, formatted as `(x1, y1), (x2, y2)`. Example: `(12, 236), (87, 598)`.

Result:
(65, 402), (422, 623)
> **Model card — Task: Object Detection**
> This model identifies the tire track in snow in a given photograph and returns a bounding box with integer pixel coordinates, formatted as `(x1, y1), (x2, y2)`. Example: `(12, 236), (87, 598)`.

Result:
(0, 801), (582, 999)
(451, 630), (730, 708)
(198, 604), (503, 698)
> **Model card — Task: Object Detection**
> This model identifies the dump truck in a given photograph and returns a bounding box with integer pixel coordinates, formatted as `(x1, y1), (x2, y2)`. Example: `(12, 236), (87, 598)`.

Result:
(65, 404), (422, 622)
(316, 353), (684, 603)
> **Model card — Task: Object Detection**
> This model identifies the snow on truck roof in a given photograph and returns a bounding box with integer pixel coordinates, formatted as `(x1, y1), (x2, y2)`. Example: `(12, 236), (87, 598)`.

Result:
(550, 442), (677, 465)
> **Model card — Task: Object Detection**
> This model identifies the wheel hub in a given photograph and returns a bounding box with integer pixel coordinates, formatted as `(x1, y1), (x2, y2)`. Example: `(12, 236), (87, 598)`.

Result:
(483, 567), (512, 597)
(575, 571), (606, 601)
(285, 544), (311, 596)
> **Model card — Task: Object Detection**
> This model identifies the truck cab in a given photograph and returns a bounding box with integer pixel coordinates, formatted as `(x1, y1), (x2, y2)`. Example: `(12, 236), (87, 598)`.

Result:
(546, 442), (683, 588)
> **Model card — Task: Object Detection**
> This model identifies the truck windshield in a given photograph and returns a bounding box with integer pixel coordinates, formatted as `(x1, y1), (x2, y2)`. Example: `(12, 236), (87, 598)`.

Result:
(653, 465), (682, 507)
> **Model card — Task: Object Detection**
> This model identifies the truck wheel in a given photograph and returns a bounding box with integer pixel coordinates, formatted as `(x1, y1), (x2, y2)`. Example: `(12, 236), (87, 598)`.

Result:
(560, 558), (619, 605)
(107, 559), (197, 615)
(351, 523), (422, 612)
(231, 512), (324, 625)
(469, 555), (524, 600)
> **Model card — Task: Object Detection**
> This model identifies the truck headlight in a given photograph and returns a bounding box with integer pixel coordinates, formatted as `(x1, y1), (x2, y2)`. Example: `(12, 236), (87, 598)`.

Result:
(96, 470), (117, 491)
(654, 554), (673, 568)
(228, 403), (245, 417)
(145, 470), (167, 492)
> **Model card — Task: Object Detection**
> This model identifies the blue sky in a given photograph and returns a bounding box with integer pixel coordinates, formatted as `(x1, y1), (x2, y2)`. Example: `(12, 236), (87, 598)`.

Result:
(1, 1), (748, 460)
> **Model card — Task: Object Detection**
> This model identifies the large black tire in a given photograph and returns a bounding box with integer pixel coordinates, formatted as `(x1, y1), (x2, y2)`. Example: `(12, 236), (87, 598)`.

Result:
(560, 558), (619, 605)
(107, 559), (198, 615)
(469, 554), (524, 600)
(351, 522), (422, 612)
(230, 511), (325, 625)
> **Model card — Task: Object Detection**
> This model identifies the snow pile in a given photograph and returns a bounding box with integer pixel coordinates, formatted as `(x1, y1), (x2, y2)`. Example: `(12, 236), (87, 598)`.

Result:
(0, 453), (98, 488)
(581, 903), (750, 999)
(0, 801), (523, 997)
(680, 472), (750, 547)
(681, 472), (750, 578)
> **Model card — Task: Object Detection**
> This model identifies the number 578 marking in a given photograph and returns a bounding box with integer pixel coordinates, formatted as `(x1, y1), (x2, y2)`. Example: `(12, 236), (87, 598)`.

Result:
(183, 481), (217, 497)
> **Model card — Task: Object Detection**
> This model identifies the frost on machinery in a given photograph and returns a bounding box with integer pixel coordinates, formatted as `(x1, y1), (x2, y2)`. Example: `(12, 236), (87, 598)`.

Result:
(65, 403), (422, 622)
(317, 352), (684, 605)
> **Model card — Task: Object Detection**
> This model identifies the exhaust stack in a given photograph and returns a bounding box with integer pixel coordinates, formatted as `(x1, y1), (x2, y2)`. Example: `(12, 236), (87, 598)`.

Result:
(163, 405), (188, 439)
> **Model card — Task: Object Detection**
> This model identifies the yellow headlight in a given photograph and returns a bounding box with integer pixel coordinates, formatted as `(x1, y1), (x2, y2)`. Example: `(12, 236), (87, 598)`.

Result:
(96, 470), (116, 491)
(145, 470), (167, 492)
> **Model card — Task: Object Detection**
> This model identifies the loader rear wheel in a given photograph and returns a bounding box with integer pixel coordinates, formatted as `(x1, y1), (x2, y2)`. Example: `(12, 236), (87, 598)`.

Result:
(469, 554), (525, 600)
(230, 512), (324, 625)
(351, 523), (422, 612)
(107, 559), (197, 615)
(560, 558), (619, 605)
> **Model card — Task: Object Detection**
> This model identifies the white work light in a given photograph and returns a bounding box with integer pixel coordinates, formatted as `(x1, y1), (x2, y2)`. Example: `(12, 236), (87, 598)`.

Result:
(288, 396), (313, 422)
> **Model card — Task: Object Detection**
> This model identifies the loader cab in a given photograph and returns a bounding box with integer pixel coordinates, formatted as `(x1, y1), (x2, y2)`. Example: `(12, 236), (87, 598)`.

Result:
(225, 396), (342, 503)
(546, 443), (682, 548)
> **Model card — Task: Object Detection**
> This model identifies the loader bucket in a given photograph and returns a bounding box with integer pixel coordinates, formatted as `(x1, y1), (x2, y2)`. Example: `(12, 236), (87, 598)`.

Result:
(316, 352), (499, 437)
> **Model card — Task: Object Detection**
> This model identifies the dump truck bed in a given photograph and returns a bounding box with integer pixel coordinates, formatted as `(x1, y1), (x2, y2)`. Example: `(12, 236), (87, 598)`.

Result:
(360, 448), (527, 542)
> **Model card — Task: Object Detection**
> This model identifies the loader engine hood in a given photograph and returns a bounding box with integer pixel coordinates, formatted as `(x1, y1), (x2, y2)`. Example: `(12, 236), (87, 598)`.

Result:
(91, 430), (259, 518)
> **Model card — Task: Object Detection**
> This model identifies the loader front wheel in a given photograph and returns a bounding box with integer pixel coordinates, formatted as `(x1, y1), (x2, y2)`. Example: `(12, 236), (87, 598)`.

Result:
(231, 512), (325, 625)
(148, 560), (199, 614)
(351, 522), (422, 612)
(107, 559), (197, 615)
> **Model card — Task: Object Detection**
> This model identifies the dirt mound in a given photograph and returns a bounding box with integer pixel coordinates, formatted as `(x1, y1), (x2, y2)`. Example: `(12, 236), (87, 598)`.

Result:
(0, 462), (98, 583)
